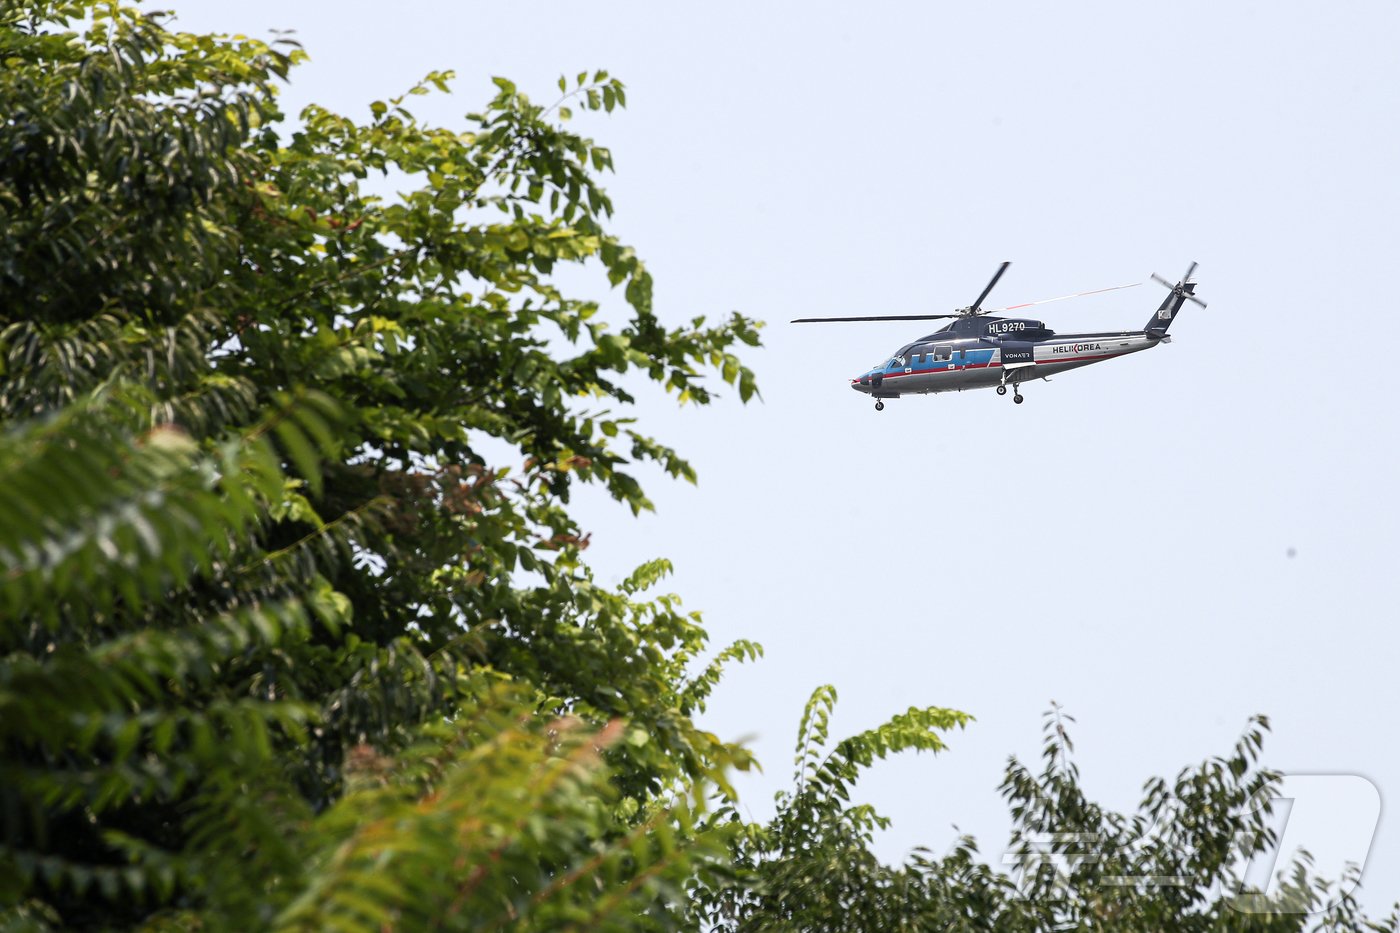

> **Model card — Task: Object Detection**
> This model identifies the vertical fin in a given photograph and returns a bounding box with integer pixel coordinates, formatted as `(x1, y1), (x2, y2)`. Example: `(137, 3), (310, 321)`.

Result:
(1145, 263), (1204, 336)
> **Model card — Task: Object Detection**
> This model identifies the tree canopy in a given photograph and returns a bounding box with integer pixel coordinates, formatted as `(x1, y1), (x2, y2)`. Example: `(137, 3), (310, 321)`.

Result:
(2, 1), (761, 926)
(1, 2), (1395, 930)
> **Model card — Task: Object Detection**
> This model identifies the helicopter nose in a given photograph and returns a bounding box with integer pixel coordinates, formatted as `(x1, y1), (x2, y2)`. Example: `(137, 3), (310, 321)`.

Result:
(851, 375), (870, 393)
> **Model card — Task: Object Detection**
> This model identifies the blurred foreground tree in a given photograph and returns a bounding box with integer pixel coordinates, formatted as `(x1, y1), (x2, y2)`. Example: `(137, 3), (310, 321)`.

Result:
(1, 0), (759, 927)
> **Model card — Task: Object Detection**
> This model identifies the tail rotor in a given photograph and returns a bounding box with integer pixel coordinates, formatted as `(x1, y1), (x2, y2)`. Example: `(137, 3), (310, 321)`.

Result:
(1144, 261), (1204, 336)
(1151, 261), (1207, 308)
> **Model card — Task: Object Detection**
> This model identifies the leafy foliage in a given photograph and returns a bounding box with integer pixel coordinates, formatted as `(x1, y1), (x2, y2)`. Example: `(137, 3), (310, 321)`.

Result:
(274, 683), (733, 933)
(2, 0), (760, 927)
(4, 2), (1398, 931)
(697, 698), (1400, 932)
(695, 686), (978, 930)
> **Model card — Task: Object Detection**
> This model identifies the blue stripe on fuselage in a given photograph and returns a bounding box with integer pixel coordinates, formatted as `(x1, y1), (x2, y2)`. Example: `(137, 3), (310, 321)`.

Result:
(893, 348), (997, 374)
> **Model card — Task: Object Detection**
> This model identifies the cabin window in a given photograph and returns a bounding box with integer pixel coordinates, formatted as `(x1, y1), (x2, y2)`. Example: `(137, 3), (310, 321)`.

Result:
(934, 346), (951, 361)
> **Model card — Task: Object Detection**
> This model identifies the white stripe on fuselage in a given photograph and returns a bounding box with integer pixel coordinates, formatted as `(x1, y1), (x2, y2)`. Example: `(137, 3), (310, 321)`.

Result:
(1033, 333), (1154, 368)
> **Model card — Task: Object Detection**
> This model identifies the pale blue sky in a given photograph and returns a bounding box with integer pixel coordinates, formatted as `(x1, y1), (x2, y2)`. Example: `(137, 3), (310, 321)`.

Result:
(172, 0), (1400, 909)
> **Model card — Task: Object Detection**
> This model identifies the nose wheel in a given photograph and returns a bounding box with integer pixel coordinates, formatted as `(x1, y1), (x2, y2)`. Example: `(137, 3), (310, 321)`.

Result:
(874, 400), (885, 411)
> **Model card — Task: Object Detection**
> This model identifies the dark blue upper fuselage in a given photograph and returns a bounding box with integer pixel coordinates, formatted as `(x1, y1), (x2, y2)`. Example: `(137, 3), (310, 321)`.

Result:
(880, 316), (1051, 366)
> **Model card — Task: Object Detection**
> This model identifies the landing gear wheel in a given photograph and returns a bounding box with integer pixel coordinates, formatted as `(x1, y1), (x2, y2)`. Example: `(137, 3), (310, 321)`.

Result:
(996, 385), (1007, 396)
(1013, 393), (1024, 405)
(874, 400), (885, 412)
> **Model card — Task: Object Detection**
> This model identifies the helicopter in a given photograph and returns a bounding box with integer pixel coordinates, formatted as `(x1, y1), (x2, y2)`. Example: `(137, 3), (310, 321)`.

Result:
(792, 262), (1205, 409)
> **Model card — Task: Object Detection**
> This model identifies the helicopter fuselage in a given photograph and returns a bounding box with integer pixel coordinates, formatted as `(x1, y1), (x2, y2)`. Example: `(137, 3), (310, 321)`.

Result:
(851, 316), (1164, 400)
(793, 260), (1203, 408)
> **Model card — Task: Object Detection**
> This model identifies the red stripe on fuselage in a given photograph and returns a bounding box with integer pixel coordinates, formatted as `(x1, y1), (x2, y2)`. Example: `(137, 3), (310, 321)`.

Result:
(881, 361), (997, 380)
(1035, 352), (1124, 365)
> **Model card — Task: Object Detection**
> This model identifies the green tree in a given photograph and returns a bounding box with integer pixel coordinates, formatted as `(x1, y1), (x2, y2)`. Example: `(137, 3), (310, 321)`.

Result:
(6, 3), (1398, 931)
(2, 0), (759, 927)
(697, 696), (1399, 932)
(694, 686), (978, 930)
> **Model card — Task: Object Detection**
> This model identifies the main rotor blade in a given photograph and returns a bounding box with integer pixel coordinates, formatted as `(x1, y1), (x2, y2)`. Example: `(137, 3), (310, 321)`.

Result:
(791, 278), (1142, 323)
(967, 260), (1011, 314)
(790, 313), (963, 323)
(982, 281), (1141, 314)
